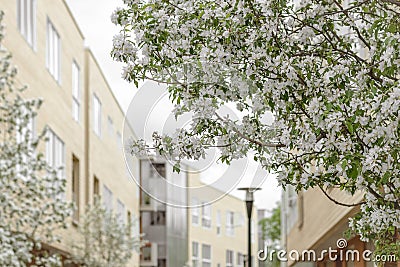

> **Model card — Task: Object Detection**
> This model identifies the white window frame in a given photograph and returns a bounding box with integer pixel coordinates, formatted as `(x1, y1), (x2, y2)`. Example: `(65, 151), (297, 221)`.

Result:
(201, 203), (211, 228)
(216, 210), (221, 236)
(192, 241), (199, 267)
(17, 0), (36, 48)
(226, 250), (234, 267)
(16, 115), (35, 181)
(192, 198), (199, 226)
(287, 185), (298, 231)
(72, 61), (80, 122)
(102, 185), (113, 213)
(226, 211), (234, 236)
(93, 94), (102, 137)
(237, 252), (244, 267)
(46, 128), (65, 198)
(46, 18), (61, 83)
(201, 244), (211, 267)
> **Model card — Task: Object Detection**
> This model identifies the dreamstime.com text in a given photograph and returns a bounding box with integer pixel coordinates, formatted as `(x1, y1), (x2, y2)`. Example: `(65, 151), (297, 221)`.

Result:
(258, 239), (398, 262)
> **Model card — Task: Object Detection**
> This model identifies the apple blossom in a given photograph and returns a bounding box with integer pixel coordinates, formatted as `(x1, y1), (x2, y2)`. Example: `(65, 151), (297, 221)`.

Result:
(112, 0), (400, 257)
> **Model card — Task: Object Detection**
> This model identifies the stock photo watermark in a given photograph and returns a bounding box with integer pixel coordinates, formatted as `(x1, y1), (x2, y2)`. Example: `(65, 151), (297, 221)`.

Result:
(258, 239), (398, 263)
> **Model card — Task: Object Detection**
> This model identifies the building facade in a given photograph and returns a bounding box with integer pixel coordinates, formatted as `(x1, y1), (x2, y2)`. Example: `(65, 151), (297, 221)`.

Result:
(188, 171), (259, 267)
(0, 0), (140, 265)
(139, 158), (189, 267)
(139, 159), (259, 267)
(281, 186), (399, 267)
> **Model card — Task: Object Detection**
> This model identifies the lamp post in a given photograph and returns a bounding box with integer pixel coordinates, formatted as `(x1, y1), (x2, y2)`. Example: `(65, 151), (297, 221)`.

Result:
(238, 187), (261, 267)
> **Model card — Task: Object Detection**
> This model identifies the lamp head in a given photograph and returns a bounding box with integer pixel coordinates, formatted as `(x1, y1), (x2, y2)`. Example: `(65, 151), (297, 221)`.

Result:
(238, 187), (261, 202)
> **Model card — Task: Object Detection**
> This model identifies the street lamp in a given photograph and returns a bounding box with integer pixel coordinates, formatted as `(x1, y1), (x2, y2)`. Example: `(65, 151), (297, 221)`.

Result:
(238, 187), (261, 267)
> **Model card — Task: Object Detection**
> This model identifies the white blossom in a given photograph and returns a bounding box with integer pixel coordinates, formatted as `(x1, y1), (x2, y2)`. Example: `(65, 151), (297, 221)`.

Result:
(112, 0), (400, 257)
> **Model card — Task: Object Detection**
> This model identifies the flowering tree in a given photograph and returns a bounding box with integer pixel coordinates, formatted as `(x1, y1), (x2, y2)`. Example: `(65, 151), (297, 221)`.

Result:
(0, 12), (72, 266)
(112, 0), (400, 257)
(69, 197), (142, 267)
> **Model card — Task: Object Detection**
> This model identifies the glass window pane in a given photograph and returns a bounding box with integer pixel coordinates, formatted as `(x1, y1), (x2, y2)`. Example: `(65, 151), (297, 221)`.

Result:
(72, 62), (80, 121)
(46, 19), (60, 81)
(93, 95), (101, 136)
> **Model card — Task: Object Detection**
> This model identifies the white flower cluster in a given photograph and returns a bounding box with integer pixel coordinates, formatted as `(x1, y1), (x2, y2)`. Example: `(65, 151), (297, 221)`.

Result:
(69, 197), (143, 266)
(112, 0), (400, 255)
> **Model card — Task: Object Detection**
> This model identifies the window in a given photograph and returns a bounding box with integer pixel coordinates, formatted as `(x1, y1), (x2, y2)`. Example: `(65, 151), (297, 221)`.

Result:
(158, 259), (167, 267)
(93, 176), (99, 201)
(16, 115), (35, 144)
(226, 250), (234, 267)
(158, 243), (167, 259)
(298, 191), (304, 228)
(192, 242), (199, 267)
(201, 203), (211, 228)
(46, 129), (65, 197)
(46, 19), (61, 82)
(102, 185), (113, 212)
(237, 212), (245, 226)
(117, 199), (126, 224)
(216, 210), (221, 235)
(131, 212), (139, 239)
(150, 211), (166, 225)
(226, 211), (234, 236)
(142, 244), (152, 261)
(72, 62), (80, 122)
(93, 94), (101, 136)
(192, 198), (199, 225)
(150, 162), (166, 178)
(237, 253), (244, 267)
(72, 156), (80, 223)
(15, 115), (35, 181)
(108, 116), (113, 136)
(127, 211), (132, 234)
(201, 244), (211, 267)
(17, 0), (36, 48)
(287, 185), (298, 231)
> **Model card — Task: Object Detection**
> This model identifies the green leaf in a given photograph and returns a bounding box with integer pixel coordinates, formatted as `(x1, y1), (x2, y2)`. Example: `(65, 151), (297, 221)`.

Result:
(387, 23), (397, 33)
(345, 121), (354, 134)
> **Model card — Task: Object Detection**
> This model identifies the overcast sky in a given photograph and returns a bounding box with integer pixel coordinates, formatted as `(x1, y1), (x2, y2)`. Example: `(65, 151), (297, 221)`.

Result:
(64, 0), (281, 211)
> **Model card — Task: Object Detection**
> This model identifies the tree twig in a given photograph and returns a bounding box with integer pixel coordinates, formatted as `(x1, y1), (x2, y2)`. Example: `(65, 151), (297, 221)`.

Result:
(318, 184), (366, 207)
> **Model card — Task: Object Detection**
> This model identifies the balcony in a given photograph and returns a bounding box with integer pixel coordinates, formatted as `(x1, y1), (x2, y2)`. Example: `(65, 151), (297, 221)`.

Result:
(140, 192), (166, 212)
(140, 242), (158, 267)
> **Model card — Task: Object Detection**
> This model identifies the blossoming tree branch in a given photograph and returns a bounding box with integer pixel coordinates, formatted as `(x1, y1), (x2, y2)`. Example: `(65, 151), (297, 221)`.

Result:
(111, 0), (400, 256)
